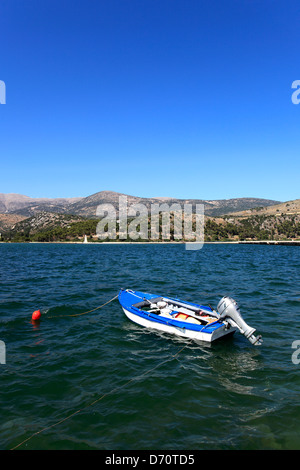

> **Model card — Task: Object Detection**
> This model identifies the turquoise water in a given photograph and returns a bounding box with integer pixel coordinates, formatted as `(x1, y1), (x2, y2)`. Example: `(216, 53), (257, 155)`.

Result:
(0, 243), (300, 450)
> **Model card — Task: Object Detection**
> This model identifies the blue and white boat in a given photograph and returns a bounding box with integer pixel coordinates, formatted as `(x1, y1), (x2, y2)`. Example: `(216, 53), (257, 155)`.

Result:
(119, 289), (262, 345)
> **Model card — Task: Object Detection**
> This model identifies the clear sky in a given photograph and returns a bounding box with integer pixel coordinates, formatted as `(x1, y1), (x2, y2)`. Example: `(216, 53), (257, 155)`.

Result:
(0, 0), (299, 201)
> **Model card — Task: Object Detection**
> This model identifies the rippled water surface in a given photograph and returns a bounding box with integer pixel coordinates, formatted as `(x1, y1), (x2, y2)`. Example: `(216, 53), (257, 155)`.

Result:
(1, 243), (300, 450)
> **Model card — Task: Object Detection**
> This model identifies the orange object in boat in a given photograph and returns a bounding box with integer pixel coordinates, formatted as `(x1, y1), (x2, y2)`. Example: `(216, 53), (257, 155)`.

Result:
(175, 313), (189, 320)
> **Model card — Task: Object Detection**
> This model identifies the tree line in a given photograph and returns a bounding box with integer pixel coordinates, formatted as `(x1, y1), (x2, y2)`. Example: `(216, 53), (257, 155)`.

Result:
(1, 213), (300, 242)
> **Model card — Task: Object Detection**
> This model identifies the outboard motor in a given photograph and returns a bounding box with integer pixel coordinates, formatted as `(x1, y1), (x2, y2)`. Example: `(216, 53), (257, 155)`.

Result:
(217, 296), (262, 346)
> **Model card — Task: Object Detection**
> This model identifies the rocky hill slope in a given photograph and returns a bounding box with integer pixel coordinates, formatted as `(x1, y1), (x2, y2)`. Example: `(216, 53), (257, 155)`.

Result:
(2, 191), (295, 242)
(3, 200), (299, 243)
(0, 193), (82, 217)
(0, 191), (281, 218)
(225, 199), (300, 218)
(59, 191), (281, 218)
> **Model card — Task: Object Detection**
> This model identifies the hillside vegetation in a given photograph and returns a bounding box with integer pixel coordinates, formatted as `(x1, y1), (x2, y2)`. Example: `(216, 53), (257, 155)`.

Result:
(225, 199), (300, 218)
(1, 206), (300, 242)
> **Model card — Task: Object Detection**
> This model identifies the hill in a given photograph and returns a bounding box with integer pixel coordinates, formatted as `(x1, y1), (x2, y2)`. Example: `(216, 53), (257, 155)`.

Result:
(202, 198), (300, 241)
(0, 193), (82, 217)
(3, 203), (300, 243)
(0, 213), (27, 232)
(0, 191), (281, 219)
(3, 212), (95, 242)
(3, 191), (298, 243)
(224, 199), (300, 218)
(11, 212), (85, 233)
(65, 191), (281, 218)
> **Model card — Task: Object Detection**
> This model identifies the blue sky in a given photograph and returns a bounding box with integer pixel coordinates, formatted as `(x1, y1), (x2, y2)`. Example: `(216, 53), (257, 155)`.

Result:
(0, 0), (299, 201)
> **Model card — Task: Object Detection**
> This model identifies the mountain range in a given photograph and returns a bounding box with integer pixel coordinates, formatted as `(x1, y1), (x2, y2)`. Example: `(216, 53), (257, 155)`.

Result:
(0, 193), (81, 216)
(1, 192), (299, 242)
(0, 191), (281, 220)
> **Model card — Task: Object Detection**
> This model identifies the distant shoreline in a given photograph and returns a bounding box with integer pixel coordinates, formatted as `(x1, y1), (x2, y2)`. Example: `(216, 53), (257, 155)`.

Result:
(1, 240), (299, 245)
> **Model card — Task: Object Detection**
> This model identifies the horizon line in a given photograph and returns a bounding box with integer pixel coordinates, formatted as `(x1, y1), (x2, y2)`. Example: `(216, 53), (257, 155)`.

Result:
(0, 191), (286, 203)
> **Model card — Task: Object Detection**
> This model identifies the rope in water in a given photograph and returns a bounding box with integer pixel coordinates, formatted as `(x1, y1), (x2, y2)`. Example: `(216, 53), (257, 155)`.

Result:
(68, 294), (119, 317)
(10, 341), (189, 450)
(47, 294), (119, 318)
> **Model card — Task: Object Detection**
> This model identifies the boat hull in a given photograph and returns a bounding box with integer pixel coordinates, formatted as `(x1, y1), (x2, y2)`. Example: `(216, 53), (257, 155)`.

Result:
(119, 289), (236, 343)
(122, 307), (234, 342)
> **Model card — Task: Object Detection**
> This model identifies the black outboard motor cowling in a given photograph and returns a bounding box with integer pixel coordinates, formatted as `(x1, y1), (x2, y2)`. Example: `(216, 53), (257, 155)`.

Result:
(217, 296), (262, 346)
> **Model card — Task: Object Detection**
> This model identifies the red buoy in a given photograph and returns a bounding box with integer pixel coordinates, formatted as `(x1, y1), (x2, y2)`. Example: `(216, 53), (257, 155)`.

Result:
(32, 309), (41, 321)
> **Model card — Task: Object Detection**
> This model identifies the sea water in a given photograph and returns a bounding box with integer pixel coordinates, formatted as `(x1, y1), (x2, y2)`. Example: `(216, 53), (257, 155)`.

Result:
(0, 243), (299, 450)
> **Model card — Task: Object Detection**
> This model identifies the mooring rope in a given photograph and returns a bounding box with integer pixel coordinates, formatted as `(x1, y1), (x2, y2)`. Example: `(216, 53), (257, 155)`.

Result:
(47, 294), (119, 319)
(68, 294), (119, 317)
(10, 341), (190, 450)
